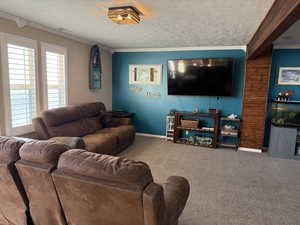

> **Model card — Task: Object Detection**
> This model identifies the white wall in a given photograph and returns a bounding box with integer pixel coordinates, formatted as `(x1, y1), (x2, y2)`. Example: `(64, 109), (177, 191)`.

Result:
(0, 18), (112, 135)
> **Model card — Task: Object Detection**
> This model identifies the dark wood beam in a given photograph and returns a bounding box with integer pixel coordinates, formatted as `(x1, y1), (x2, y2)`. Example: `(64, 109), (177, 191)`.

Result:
(247, 0), (300, 59)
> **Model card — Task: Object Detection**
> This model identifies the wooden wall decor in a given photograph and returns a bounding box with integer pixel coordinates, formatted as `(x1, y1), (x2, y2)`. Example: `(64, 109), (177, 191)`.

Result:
(240, 52), (273, 149)
(247, 0), (300, 59)
(89, 45), (102, 89)
(129, 64), (162, 85)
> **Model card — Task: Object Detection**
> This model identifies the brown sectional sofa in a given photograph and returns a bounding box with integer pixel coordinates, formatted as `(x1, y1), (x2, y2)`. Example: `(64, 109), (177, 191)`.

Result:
(0, 136), (190, 225)
(33, 102), (135, 155)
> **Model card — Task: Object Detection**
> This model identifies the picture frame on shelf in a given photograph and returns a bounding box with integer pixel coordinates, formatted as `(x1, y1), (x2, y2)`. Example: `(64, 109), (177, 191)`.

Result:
(278, 67), (300, 85)
(129, 64), (162, 85)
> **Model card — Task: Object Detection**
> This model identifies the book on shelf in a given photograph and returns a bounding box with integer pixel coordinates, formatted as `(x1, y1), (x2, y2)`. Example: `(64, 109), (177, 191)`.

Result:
(221, 130), (238, 136)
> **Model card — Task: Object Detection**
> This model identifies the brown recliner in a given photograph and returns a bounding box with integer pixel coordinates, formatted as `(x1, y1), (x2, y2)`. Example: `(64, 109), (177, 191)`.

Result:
(32, 102), (135, 155)
(52, 149), (190, 225)
(16, 141), (70, 225)
(0, 137), (31, 225)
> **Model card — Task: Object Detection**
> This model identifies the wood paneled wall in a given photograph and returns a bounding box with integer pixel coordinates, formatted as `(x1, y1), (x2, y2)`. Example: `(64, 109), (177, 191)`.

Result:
(240, 53), (272, 149)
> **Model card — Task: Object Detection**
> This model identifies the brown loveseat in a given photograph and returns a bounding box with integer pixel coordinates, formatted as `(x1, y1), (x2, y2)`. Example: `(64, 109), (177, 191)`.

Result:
(33, 102), (135, 155)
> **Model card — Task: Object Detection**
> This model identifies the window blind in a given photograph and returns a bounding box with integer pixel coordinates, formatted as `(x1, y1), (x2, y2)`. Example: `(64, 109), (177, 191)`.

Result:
(45, 51), (66, 109)
(7, 43), (37, 128)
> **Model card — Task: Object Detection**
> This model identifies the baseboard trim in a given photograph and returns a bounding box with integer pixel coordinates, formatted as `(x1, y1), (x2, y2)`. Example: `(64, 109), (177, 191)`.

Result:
(238, 147), (262, 153)
(136, 133), (166, 139)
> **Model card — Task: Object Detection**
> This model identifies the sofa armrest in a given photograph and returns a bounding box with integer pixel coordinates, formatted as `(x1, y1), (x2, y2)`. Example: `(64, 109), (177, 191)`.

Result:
(163, 176), (190, 225)
(113, 117), (132, 125)
(32, 117), (50, 140)
(143, 183), (165, 225)
(49, 137), (85, 149)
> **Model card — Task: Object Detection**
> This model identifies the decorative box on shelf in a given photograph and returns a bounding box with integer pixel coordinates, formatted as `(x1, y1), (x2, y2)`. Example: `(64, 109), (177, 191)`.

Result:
(180, 119), (199, 128)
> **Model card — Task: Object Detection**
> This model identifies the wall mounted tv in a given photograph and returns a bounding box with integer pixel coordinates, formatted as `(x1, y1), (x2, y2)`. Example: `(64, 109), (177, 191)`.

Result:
(167, 58), (234, 96)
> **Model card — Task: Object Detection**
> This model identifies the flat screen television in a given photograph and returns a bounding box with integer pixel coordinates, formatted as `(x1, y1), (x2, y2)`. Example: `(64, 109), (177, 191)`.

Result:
(167, 58), (234, 96)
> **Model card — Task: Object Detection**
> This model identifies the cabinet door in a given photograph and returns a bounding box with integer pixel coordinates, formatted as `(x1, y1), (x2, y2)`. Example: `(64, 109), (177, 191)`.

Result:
(269, 125), (297, 158)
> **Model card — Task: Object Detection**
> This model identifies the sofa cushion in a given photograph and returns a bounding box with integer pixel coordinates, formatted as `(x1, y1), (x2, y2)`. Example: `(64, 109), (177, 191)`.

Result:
(97, 125), (135, 151)
(42, 105), (82, 127)
(19, 141), (69, 167)
(32, 117), (50, 139)
(82, 133), (119, 155)
(79, 102), (105, 133)
(49, 137), (85, 149)
(42, 106), (91, 137)
(0, 137), (25, 163)
(78, 102), (106, 118)
(57, 149), (153, 187)
(47, 120), (88, 137)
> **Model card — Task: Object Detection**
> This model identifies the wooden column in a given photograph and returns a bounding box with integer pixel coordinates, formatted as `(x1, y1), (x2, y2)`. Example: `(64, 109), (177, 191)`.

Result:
(240, 52), (272, 149)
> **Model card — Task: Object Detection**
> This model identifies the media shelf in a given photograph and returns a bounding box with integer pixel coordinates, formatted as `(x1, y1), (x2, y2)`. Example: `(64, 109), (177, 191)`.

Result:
(166, 114), (175, 141)
(173, 112), (219, 148)
(219, 117), (241, 149)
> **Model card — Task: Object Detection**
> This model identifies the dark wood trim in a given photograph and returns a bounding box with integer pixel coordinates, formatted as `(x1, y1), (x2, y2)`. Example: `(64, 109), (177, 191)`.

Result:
(247, 0), (300, 59)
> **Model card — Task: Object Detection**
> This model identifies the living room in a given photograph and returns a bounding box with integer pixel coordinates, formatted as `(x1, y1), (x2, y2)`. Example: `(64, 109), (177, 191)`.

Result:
(0, 1), (300, 225)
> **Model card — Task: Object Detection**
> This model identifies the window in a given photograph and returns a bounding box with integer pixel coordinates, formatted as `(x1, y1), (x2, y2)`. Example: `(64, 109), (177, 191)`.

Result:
(0, 33), (39, 135)
(41, 43), (67, 109)
(0, 34), (69, 135)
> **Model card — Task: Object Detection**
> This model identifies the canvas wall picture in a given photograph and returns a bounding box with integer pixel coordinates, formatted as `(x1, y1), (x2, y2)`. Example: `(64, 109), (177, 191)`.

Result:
(278, 67), (300, 85)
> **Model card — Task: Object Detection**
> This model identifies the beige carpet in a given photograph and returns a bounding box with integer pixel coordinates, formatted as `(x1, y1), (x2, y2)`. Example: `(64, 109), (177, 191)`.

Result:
(120, 136), (300, 225)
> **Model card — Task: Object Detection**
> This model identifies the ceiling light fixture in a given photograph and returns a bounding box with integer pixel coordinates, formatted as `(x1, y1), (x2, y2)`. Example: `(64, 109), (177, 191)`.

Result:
(108, 6), (140, 24)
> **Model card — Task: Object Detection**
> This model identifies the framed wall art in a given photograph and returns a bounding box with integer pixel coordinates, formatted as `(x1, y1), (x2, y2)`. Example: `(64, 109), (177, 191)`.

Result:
(129, 64), (162, 85)
(278, 67), (300, 85)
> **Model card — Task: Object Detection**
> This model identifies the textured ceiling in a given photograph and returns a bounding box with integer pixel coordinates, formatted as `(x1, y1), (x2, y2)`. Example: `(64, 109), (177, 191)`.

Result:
(275, 19), (300, 46)
(0, 0), (275, 49)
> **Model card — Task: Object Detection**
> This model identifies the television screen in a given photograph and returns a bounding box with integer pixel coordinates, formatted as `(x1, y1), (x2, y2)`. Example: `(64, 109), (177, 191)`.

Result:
(167, 58), (234, 96)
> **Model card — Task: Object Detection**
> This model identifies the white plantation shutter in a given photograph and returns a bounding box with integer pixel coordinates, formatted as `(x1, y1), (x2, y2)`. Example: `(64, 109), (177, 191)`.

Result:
(42, 43), (67, 109)
(0, 33), (39, 135)
(8, 44), (37, 127)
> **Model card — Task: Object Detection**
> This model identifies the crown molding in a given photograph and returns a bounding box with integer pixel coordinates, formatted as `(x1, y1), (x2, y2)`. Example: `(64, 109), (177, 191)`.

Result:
(0, 10), (112, 52)
(112, 45), (247, 53)
(273, 44), (300, 49)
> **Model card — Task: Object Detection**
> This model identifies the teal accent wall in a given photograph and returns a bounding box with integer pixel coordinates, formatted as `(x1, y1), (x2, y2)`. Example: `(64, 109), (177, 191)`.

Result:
(112, 50), (246, 135)
(264, 49), (300, 146)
